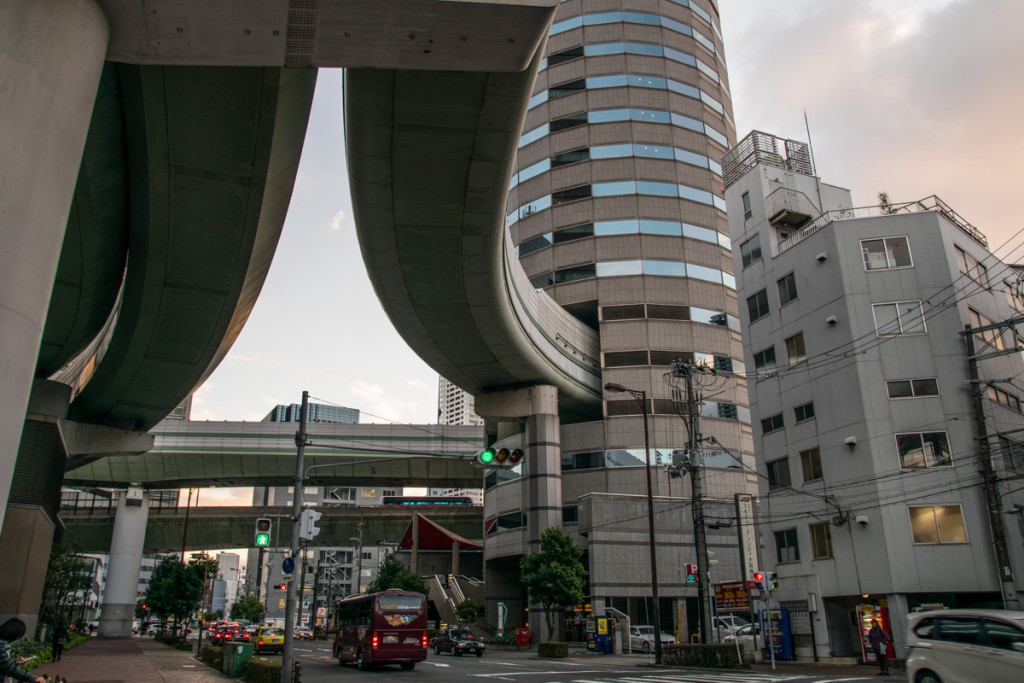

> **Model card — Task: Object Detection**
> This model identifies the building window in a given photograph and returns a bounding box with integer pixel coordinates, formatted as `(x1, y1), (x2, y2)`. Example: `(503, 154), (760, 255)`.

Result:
(873, 300), (926, 336)
(761, 413), (784, 435)
(969, 308), (1005, 350)
(987, 385), (1022, 413)
(794, 402), (815, 423)
(886, 378), (939, 399)
(861, 236), (912, 270)
(549, 78), (585, 99)
(785, 332), (807, 365)
(747, 289), (770, 322)
(774, 528), (800, 563)
(800, 447), (823, 482)
(742, 191), (752, 219)
(809, 522), (833, 558)
(998, 435), (1024, 471)
(777, 272), (798, 306)
(766, 458), (791, 490)
(909, 505), (967, 544)
(753, 346), (776, 371)
(740, 234), (761, 268)
(956, 245), (989, 287)
(897, 431), (952, 469)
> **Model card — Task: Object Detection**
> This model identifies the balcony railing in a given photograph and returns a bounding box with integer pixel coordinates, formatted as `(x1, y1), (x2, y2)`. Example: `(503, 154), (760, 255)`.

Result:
(777, 195), (987, 253)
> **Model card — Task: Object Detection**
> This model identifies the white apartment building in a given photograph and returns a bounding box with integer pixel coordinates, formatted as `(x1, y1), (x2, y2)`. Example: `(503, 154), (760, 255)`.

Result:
(438, 377), (484, 426)
(723, 130), (1024, 660)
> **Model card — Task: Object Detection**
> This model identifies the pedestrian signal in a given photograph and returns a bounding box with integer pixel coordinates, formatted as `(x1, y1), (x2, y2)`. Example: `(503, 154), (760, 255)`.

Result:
(255, 517), (272, 547)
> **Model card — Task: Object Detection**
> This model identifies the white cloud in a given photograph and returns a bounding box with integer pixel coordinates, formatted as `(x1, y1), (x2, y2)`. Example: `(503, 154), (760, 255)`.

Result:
(329, 209), (348, 232)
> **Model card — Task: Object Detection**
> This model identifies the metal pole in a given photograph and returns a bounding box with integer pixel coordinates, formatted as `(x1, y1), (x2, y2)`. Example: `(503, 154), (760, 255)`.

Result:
(965, 325), (1018, 608)
(639, 391), (663, 665)
(180, 487), (195, 561)
(282, 391), (309, 683)
(687, 366), (711, 644)
(297, 545), (307, 628)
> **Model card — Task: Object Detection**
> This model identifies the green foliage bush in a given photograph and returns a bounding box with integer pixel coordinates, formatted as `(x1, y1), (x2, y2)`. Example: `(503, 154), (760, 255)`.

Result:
(199, 644), (223, 670)
(662, 643), (743, 669)
(11, 639), (51, 670)
(537, 641), (568, 658)
(482, 634), (516, 646)
(242, 657), (282, 683)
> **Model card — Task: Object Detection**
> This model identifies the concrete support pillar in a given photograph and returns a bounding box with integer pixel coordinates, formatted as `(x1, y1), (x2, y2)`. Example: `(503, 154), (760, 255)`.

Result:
(99, 489), (150, 638)
(451, 540), (460, 578)
(477, 385), (561, 643)
(885, 593), (909, 661)
(0, 0), (109, 530)
(410, 513), (419, 575)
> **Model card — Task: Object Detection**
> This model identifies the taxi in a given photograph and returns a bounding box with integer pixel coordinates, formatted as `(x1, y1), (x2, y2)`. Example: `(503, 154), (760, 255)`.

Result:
(254, 626), (285, 654)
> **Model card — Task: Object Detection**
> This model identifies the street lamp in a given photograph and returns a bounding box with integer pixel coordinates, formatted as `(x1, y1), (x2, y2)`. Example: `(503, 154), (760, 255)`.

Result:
(604, 382), (662, 665)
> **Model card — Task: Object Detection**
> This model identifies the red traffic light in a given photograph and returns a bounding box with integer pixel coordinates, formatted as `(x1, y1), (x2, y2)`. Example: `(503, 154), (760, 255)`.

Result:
(508, 448), (524, 465)
(277, 583), (287, 590)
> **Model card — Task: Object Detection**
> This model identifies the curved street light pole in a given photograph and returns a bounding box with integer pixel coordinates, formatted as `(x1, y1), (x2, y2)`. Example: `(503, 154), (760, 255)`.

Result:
(605, 383), (661, 665)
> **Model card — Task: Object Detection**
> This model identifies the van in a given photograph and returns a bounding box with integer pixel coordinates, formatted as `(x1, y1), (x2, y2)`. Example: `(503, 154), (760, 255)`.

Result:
(906, 609), (1024, 682)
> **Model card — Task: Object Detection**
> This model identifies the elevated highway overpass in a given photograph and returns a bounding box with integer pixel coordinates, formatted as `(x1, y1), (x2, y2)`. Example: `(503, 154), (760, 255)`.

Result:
(61, 505), (483, 554)
(2, 0), (596, 637)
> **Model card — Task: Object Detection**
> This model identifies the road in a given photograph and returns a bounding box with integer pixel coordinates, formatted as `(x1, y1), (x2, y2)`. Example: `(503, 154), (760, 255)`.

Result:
(276, 643), (898, 683)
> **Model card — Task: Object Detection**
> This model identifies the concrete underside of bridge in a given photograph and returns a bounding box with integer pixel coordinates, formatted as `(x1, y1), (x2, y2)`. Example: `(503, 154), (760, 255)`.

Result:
(61, 505), (482, 554)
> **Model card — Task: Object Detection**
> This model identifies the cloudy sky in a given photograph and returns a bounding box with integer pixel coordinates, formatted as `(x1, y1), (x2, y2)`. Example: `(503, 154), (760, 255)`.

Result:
(190, 0), (1024, 505)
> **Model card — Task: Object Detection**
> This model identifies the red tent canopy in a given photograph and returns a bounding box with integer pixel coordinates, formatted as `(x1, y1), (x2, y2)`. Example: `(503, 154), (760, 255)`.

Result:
(397, 514), (482, 551)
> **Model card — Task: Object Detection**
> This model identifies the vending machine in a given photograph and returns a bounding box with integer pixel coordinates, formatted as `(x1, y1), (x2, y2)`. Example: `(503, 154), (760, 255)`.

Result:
(856, 603), (894, 663)
(759, 608), (794, 661)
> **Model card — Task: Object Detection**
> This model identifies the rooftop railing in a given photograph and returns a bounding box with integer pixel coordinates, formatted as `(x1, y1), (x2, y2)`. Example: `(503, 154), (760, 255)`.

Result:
(777, 195), (987, 253)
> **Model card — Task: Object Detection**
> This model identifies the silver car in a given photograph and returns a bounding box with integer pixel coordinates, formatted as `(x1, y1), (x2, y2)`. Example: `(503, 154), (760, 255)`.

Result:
(906, 609), (1024, 683)
(628, 625), (675, 654)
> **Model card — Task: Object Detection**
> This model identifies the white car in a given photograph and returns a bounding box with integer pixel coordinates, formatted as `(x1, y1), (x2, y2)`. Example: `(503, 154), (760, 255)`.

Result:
(628, 625), (675, 653)
(723, 622), (762, 651)
(906, 609), (1024, 683)
(714, 615), (749, 640)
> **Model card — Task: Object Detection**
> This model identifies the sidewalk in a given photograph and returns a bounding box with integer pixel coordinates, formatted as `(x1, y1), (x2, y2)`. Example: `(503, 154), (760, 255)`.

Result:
(32, 637), (230, 682)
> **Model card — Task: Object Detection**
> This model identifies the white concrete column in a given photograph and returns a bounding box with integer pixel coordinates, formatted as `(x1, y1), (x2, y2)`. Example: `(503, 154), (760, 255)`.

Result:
(99, 489), (150, 637)
(0, 0), (109, 529)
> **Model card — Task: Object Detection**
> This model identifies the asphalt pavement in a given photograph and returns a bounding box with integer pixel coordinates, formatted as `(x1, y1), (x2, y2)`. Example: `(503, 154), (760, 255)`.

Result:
(33, 637), (905, 682)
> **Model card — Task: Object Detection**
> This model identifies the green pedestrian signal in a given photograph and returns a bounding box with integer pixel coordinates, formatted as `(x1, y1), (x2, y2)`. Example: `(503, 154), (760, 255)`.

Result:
(255, 517), (272, 547)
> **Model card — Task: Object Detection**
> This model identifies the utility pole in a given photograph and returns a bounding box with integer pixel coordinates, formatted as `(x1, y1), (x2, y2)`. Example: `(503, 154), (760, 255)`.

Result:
(352, 521), (366, 595)
(282, 391), (309, 683)
(667, 360), (713, 643)
(297, 545), (308, 629)
(964, 326), (1018, 608)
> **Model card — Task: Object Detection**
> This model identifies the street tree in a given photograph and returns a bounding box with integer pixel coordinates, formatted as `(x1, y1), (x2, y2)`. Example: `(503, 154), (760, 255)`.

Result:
(456, 598), (480, 627)
(364, 556), (428, 595)
(39, 544), (93, 635)
(230, 595), (264, 624)
(144, 558), (204, 634)
(520, 527), (587, 639)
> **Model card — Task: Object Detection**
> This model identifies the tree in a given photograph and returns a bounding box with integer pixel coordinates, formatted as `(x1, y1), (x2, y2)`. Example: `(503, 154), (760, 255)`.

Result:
(144, 558), (204, 634)
(230, 595), (265, 624)
(39, 544), (93, 635)
(364, 556), (428, 595)
(520, 527), (587, 639)
(878, 191), (895, 215)
(455, 598), (480, 627)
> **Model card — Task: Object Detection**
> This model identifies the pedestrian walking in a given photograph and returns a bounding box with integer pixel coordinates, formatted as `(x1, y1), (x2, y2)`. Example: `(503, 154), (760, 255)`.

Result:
(51, 622), (69, 662)
(0, 618), (47, 683)
(867, 618), (891, 676)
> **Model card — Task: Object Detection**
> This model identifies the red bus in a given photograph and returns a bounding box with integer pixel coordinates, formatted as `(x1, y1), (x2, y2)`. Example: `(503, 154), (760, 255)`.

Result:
(331, 589), (428, 670)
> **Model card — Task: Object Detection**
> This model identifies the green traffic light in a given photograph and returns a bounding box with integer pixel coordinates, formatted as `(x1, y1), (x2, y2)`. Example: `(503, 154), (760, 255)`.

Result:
(480, 448), (496, 464)
(255, 533), (270, 547)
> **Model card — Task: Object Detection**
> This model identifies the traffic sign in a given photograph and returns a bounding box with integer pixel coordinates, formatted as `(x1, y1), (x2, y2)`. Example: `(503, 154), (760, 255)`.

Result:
(282, 557), (295, 574)
(282, 573), (294, 582)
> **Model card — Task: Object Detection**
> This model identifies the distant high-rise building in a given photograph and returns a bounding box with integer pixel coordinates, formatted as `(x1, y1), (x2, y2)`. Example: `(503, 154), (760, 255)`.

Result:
(428, 487), (483, 505)
(437, 377), (483, 426)
(263, 402), (359, 424)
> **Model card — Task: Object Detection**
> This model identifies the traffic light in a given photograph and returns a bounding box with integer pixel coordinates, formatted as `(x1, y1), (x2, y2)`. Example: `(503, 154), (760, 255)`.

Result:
(475, 446), (524, 467)
(753, 571), (765, 590)
(254, 517), (271, 547)
(299, 508), (322, 541)
(685, 563), (698, 584)
(766, 571), (778, 591)
(277, 583), (287, 590)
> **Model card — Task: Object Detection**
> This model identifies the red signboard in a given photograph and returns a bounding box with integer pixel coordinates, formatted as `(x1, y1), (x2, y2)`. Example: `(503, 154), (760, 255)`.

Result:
(714, 581), (750, 610)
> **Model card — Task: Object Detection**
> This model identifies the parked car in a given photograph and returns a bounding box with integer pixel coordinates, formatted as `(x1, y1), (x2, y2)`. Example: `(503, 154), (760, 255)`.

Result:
(297, 628), (314, 641)
(906, 609), (1024, 683)
(714, 615), (749, 640)
(722, 622), (762, 652)
(433, 628), (485, 657)
(254, 626), (285, 655)
(628, 625), (675, 653)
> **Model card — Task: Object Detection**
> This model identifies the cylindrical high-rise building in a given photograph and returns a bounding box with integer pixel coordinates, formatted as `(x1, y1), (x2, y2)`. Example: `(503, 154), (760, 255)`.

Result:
(487, 0), (756, 640)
